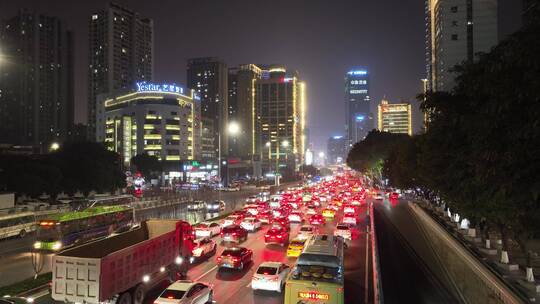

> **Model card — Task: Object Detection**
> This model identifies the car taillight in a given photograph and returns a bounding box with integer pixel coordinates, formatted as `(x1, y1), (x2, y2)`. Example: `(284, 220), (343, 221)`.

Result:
(232, 232), (237, 236)
(265, 234), (270, 237)
(220, 231), (224, 236)
(217, 256), (222, 261)
(232, 257), (239, 262)
(277, 235), (282, 238)
(268, 276), (279, 282)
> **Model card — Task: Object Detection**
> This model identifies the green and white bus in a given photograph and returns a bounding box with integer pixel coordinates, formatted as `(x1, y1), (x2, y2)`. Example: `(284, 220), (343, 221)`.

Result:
(0, 212), (36, 239)
(284, 234), (345, 304)
(34, 206), (133, 251)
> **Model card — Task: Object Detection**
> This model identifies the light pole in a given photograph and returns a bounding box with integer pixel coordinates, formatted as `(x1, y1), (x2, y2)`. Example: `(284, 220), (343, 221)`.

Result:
(218, 122), (240, 187)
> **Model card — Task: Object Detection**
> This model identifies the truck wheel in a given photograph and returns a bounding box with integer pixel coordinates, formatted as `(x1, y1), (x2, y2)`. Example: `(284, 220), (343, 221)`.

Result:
(206, 290), (213, 304)
(132, 284), (145, 304)
(116, 292), (131, 304)
(19, 229), (26, 238)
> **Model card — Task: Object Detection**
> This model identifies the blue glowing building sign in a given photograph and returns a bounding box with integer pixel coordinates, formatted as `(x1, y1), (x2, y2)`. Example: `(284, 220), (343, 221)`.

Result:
(333, 135), (343, 139)
(347, 70), (368, 76)
(136, 81), (184, 94)
(355, 115), (365, 121)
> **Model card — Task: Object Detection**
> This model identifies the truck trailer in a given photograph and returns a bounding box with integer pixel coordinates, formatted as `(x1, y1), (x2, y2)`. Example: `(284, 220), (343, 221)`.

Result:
(52, 219), (194, 304)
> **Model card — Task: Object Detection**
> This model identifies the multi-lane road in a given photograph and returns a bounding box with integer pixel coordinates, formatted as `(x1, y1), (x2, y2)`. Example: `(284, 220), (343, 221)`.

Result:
(28, 197), (369, 304)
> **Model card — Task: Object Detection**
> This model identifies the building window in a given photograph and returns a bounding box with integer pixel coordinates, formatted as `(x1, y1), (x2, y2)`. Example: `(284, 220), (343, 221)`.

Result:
(92, 14), (98, 20)
(452, 21), (458, 27)
(451, 6), (458, 13)
(451, 34), (458, 40)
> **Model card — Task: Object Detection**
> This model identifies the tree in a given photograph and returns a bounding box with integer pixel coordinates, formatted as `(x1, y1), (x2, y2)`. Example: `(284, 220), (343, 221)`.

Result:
(131, 153), (162, 179)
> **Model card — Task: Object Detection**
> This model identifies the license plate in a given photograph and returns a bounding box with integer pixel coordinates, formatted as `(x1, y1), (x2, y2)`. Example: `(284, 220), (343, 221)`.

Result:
(224, 236), (231, 240)
(298, 291), (330, 300)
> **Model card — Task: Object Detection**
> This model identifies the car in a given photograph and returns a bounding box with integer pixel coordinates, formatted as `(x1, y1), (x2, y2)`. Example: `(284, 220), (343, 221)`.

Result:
(187, 200), (206, 212)
(244, 204), (259, 216)
(206, 200), (225, 212)
(216, 247), (253, 270)
(271, 217), (290, 231)
(286, 238), (306, 257)
(220, 224), (248, 243)
(309, 214), (326, 225)
(221, 215), (243, 227)
(264, 227), (289, 246)
(154, 280), (213, 304)
(190, 238), (217, 263)
(343, 204), (356, 214)
(231, 210), (248, 218)
(193, 222), (221, 238)
(373, 193), (384, 200)
(343, 212), (358, 225)
(257, 210), (272, 224)
(390, 192), (399, 200)
(0, 297), (32, 304)
(272, 209), (286, 218)
(306, 205), (317, 215)
(334, 223), (353, 240)
(251, 262), (291, 292)
(246, 195), (258, 203)
(240, 217), (262, 232)
(322, 208), (335, 218)
(287, 211), (303, 223)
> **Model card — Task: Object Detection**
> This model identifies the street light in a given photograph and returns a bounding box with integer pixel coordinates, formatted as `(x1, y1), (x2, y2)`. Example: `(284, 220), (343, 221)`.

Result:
(318, 152), (325, 158)
(281, 140), (289, 147)
(218, 122), (241, 186)
(49, 142), (60, 152)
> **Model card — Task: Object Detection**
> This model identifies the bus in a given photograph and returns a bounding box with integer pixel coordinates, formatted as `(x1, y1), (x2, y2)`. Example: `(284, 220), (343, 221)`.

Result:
(0, 212), (36, 240)
(284, 234), (345, 304)
(34, 206), (133, 251)
(70, 194), (135, 211)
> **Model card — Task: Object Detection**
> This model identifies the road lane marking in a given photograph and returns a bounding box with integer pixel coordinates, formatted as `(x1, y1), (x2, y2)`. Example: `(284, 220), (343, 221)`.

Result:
(194, 265), (218, 281)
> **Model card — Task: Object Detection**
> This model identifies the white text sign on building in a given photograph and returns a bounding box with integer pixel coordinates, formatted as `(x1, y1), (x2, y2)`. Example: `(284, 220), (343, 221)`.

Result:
(136, 81), (184, 94)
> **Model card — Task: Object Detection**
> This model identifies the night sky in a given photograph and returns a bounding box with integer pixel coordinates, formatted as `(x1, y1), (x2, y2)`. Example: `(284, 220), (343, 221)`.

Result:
(1, 0), (522, 152)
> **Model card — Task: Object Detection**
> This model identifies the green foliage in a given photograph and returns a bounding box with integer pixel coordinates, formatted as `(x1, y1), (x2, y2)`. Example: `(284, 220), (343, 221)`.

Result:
(347, 130), (409, 180)
(0, 141), (126, 199)
(131, 153), (162, 179)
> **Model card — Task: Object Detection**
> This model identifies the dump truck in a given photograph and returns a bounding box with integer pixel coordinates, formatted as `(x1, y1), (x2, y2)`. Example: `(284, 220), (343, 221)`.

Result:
(51, 219), (194, 304)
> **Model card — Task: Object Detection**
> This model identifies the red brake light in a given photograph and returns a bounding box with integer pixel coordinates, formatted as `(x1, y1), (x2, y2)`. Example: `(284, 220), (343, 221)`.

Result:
(265, 234), (270, 237)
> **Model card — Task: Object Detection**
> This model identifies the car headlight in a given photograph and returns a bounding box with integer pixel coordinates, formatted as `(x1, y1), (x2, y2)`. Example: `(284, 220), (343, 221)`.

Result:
(52, 241), (62, 251)
(33, 242), (42, 249)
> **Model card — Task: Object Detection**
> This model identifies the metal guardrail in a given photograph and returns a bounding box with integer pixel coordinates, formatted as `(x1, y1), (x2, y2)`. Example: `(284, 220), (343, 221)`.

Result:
(410, 202), (526, 304)
(369, 201), (383, 304)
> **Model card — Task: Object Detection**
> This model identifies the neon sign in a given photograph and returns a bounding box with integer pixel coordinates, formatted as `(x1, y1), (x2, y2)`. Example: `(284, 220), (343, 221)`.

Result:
(136, 81), (184, 94)
(347, 70), (368, 75)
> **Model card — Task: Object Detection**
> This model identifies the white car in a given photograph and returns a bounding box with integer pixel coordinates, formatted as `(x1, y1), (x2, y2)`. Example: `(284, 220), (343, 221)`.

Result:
(244, 204), (259, 216)
(343, 213), (358, 225)
(288, 212), (302, 223)
(344, 205), (356, 214)
(190, 238), (217, 263)
(246, 196), (258, 203)
(240, 217), (262, 232)
(251, 262), (291, 292)
(334, 223), (352, 240)
(194, 222), (221, 238)
(222, 215), (242, 227)
(297, 225), (316, 240)
(155, 280), (213, 304)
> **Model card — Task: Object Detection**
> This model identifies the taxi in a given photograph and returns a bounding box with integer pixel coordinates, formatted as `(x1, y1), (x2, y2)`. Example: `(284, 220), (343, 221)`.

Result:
(322, 208), (335, 218)
(286, 238), (306, 257)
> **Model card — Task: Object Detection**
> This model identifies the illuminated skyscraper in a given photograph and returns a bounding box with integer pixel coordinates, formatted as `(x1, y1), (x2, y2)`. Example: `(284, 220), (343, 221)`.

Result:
(377, 100), (412, 135)
(345, 69), (371, 147)
(426, 0), (498, 92)
(0, 10), (74, 149)
(187, 57), (228, 160)
(255, 66), (306, 175)
(88, 3), (154, 140)
(327, 135), (347, 165)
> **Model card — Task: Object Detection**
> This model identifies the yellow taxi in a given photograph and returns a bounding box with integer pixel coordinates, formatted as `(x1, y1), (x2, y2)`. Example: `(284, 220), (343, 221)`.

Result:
(333, 199), (343, 207)
(322, 208), (336, 218)
(286, 238), (306, 257)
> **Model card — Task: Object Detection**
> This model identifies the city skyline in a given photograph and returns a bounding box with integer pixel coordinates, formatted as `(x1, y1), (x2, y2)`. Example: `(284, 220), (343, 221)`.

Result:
(1, 0), (522, 151)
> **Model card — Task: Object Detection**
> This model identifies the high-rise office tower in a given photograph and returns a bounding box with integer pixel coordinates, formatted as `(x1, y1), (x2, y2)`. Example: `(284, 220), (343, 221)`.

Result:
(426, 0), (498, 92)
(187, 57), (228, 161)
(255, 66), (306, 174)
(327, 135), (347, 165)
(345, 69), (371, 147)
(88, 3), (153, 140)
(377, 99), (412, 135)
(228, 64), (262, 159)
(0, 9), (74, 149)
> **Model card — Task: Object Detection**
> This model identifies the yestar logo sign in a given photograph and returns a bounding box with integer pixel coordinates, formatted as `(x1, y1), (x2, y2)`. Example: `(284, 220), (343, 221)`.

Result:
(136, 81), (184, 94)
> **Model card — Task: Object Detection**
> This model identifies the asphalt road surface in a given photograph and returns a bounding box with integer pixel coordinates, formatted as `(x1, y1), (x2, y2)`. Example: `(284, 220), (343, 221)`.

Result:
(373, 198), (457, 303)
(31, 201), (369, 304)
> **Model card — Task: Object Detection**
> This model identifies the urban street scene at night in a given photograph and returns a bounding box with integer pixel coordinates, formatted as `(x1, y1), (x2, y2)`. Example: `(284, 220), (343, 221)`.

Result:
(0, 1), (538, 303)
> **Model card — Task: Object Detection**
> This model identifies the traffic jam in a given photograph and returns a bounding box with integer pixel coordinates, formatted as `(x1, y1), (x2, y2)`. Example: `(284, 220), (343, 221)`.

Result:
(49, 173), (376, 304)
(177, 173), (369, 304)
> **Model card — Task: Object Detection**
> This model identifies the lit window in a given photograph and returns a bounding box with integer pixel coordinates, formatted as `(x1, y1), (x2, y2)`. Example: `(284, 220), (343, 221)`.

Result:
(451, 34), (458, 40)
(92, 14), (98, 20)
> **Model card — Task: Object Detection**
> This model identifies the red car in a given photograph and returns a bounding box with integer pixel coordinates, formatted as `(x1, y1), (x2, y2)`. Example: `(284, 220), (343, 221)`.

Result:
(257, 210), (272, 224)
(216, 247), (253, 270)
(390, 192), (399, 200)
(231, 210), (248, 218)
(220, 225), (248, 243)
(309, 214), (326, 225)
(264, 227), (289, 246)
(272, 217), (290, 231)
